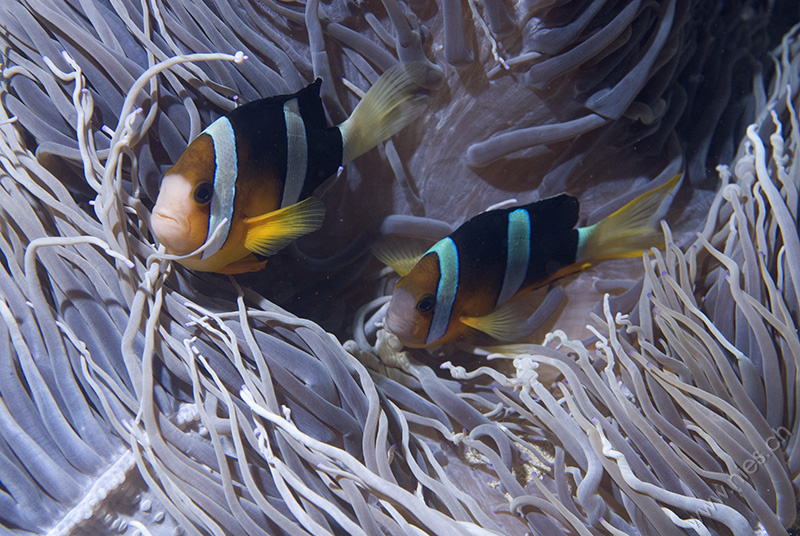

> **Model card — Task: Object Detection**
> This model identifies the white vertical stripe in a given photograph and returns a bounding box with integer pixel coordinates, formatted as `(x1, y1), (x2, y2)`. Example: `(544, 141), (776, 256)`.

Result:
(426, 238), (459, 345)
(496, 209), (530, 306)
(202, 117), (237, 259)
(281, 98), (308, 208)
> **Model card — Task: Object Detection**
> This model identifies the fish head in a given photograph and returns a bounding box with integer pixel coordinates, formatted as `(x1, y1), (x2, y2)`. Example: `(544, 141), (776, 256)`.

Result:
(385, 254), (445, 348)
(151, 135), (216, 255)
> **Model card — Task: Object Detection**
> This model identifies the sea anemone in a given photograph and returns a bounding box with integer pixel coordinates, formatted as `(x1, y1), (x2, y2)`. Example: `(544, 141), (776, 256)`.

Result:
(1, 0), (799, 535)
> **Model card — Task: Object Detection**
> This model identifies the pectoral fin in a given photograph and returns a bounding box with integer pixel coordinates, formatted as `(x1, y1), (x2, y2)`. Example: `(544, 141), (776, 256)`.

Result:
(243, 197), (325, 257)
(461, 302), (534, 341)
(372, 237), (433, 276)
(460, 287), (566, 342)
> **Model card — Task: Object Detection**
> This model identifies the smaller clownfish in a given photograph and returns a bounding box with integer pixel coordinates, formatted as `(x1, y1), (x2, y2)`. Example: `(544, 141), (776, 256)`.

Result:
(375, 174), (682, 348)
(151, 62), (435, 274)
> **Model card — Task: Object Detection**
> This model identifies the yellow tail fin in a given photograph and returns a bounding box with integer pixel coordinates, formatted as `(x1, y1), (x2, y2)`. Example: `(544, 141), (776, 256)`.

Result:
(339, 62), (438, 163)
(576, 173), (682, 262)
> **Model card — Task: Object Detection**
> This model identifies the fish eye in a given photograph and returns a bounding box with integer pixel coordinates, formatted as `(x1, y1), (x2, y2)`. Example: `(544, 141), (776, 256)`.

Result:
(193, 182), (214, 205)
(415, 295), (435, 313)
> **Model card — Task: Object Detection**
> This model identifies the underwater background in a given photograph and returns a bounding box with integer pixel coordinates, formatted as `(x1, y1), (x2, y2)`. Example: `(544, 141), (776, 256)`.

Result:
(2, 0), (800, 534)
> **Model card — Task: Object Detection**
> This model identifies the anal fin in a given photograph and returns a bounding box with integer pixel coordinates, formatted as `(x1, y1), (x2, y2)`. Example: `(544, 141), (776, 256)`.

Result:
(219, 255), (269, 274)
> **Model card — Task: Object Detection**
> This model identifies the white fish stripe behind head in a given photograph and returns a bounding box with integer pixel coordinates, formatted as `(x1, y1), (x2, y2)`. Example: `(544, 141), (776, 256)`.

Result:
(496, 209), (531, 306)
(201, 117), (237, 259)
(281, 98), (308, 208)
(426, 238), (459, 345)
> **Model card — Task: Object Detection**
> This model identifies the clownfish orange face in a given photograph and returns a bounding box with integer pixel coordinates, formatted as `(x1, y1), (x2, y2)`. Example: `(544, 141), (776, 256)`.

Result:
(151, 135), (215, 256)
(384, 249), (463, 348)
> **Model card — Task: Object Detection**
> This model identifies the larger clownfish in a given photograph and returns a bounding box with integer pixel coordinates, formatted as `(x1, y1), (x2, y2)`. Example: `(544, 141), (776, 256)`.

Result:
(375, 174), (682, 348)
(151, 62), (434, 274)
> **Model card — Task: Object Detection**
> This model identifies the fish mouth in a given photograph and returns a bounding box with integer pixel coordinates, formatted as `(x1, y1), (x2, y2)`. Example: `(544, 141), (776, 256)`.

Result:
(384, 308), (425, 348)
(152, 211), (179, 226)
(151, 211), (194, 255)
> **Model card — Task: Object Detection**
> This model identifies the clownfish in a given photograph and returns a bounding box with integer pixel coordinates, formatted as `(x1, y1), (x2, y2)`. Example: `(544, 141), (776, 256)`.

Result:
(375, 174), (682, 348)
(151, 62), (434, 274)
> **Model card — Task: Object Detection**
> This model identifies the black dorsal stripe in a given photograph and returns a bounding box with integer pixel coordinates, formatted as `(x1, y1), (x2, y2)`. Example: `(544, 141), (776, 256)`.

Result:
(448, 207), (509, 303)
(294, 80), (343, 198)
(525, 194), (579, 230)
(227, 93), (286, 188)
(523, 194), (579, 284)
(447, 194), (581, 304)
(226, 79), (343, 203)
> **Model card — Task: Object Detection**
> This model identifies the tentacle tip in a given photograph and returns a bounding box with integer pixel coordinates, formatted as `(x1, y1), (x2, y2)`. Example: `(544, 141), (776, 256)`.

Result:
(234, 51), (248, 63)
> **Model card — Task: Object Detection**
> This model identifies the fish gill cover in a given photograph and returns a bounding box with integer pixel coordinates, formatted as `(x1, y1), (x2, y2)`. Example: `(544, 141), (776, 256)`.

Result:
(0, 0), (799, 535)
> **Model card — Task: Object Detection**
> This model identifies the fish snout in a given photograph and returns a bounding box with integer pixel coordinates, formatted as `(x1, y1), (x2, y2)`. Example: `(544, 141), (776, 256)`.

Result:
(385, 292), (428, 347)
(151, 173), (209, 255)
(151, 210), (196, 255)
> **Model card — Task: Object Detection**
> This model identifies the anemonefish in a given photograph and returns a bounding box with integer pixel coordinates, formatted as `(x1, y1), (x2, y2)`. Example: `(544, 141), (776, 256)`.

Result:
(151, 62), (434, 274)
(375, 174), (683, 348)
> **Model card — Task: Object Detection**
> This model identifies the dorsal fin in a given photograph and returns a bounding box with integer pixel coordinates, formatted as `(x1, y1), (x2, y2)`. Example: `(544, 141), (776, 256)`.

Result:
(521, 194), (580, 230)
(372, 237), (433, 276)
